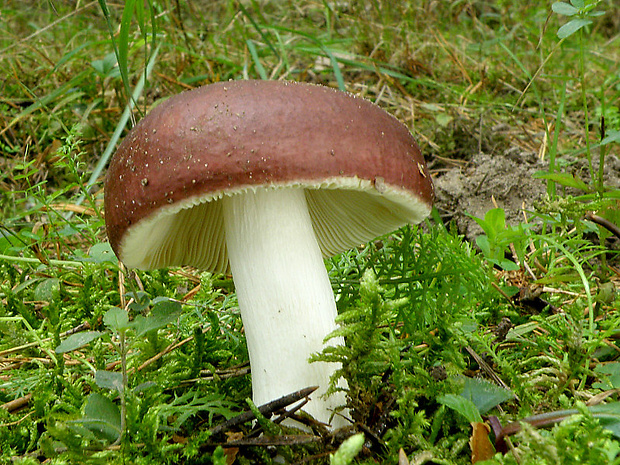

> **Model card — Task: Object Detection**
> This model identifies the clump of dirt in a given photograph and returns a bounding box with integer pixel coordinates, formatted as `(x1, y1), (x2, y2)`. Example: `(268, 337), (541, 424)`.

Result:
(432, 148), (545, 240)
(431, 148), (620, 241)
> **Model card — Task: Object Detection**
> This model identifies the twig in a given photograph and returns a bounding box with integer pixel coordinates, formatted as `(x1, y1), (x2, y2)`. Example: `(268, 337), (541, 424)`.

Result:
(491, 282), (518, 309)
(175, 363), (251, 387)
(585, 212), (620, 241)
(209, 386), (318, 436)
(0, 393), (32, 412)
(0, 321), (90, 357)
(0, 254), (83, 268)
(465, 346), (517, 400)
(134, 334), (194, 373)
(208, 434), (320, 448)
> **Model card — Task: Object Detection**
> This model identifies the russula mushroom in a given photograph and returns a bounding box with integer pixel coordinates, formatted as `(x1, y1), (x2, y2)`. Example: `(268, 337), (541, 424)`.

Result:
(104, 80), (434, 428)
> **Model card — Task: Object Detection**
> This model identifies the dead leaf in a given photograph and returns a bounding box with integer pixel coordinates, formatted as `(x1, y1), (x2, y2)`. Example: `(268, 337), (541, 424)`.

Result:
(470, 421), (495, 463)
(224, 431), (244, 465)
(398, 448), (410, 465)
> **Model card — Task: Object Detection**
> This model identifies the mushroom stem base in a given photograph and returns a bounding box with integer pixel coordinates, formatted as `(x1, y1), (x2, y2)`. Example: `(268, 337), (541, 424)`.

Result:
(222, 187), (347, 428)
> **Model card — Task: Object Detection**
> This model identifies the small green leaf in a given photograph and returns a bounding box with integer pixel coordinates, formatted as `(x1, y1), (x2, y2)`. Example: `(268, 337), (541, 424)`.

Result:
(475, 235), (492, 258)
(95, 370), (124, 393)
(492, 258), (520, 271)
(330, 433), (365, 465)
(55, 331), (103, 354)
(552, 2), (579, 16)
(471, 208), (521, 267)
(103, 307), (130, 331)
(557, 18), (592, 39)
(471, 208), (506, 242)
(461, 378), (515, 415)
(77, 420), (120, 443)
(595, 282), (617, 305)
(212, 446), (227, 465)
(91, 52), (120, 78)
(532, 171), (590, 191)
(133, 381), (157, 394)
(34, 278), (60, 302)
(126, 291), (151, 313)
(132, 298), (182, 337)
(594, 363), (620, 390)
(486, 208), (508, 235)
(434, 112), (453, 128)
(601, 130), (620, 146)
(87, 242), (118, 264)
(437, 394), (483, 423)
(70, 392), (122, 442)
(591, 402), (620, 439)
(84, 393), (121, 424)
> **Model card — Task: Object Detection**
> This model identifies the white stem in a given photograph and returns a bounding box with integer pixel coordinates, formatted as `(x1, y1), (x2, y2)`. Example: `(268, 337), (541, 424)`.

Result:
(222, 188), (347, 428)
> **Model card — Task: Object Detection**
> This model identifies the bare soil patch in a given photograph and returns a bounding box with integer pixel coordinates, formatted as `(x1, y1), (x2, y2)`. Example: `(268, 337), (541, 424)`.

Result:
(431, 148), (620, 240)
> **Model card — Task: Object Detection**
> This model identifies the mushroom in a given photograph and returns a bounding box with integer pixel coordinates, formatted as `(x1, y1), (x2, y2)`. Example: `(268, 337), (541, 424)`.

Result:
(104, 80), (434, 428)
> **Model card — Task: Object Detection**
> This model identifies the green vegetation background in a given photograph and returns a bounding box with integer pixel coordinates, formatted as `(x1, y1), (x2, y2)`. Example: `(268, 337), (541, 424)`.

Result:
(0, 1), (619, 464)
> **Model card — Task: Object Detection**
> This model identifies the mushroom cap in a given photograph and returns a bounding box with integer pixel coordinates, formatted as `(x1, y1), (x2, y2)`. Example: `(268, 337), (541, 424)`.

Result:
(104, 80), (434, 271)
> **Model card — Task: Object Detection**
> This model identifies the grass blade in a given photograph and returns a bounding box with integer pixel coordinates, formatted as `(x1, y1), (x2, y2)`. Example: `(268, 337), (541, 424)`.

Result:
(547, 80), (567, 199)
(70, 43), (161, 213)
(238, 2), (280, 60)
(0, 71), (90, 137)
(246, 40), (268, 80)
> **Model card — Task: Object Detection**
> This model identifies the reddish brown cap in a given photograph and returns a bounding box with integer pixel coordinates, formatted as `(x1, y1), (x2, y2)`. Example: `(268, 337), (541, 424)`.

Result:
(104, 80), (434, 271)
